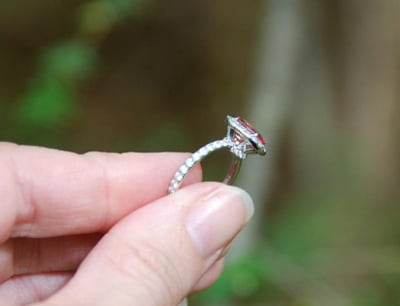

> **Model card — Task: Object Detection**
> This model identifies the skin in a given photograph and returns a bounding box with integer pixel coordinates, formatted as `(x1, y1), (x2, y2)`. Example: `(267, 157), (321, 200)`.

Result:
(0, 142), (252, 305)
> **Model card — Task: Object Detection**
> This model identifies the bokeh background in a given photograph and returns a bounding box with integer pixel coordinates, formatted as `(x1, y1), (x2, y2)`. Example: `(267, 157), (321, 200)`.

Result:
(1, 0), (400, 305)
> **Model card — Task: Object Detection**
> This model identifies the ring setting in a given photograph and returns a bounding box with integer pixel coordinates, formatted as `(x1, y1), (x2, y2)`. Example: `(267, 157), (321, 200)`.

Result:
(168, 115), (266, 194)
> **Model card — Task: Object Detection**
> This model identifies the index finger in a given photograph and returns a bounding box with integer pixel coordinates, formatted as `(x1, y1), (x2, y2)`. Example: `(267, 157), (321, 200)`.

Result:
(0, 143), (202, 241)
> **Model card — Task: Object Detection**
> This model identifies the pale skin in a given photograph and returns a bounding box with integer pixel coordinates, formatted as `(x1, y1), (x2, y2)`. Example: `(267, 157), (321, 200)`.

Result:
(0, 142), (254, 305)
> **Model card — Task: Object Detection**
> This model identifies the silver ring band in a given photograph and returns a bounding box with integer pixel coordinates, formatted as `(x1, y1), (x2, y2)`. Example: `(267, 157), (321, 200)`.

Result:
(168, 138), (243, 194)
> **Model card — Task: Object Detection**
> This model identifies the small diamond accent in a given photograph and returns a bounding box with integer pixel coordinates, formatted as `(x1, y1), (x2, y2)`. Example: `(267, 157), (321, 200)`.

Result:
(192, 153), (201, 161)
(199, 147), (208, 156)
(169, 181), (179, 192)
(185, 158), (195, 167)
(179, 164), (188, 174)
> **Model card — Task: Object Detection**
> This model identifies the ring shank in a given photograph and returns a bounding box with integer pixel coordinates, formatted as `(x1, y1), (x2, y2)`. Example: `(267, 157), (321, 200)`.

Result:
(222, 157), (242, 184)
(168, 138), (243, 194)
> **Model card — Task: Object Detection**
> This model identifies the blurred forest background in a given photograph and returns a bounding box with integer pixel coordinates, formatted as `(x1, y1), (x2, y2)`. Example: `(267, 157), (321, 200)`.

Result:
(1, 0), (400, 305)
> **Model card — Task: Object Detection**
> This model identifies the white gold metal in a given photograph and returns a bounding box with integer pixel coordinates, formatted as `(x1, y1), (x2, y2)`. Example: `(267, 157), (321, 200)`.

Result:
(168, 115), (266, 194)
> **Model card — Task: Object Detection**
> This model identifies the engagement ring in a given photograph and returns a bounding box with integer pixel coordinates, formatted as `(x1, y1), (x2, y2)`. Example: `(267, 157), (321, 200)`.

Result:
(168, 115), (267, 194)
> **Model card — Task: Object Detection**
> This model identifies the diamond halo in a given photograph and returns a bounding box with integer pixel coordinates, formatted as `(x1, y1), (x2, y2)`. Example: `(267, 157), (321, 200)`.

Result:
(226, 115), (267, 158)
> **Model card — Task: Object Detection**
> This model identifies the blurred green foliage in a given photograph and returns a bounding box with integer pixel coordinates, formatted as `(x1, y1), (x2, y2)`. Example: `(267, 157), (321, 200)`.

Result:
(15, 41), (96, 128)
(79, 0), (145, 34)
(16, 77), (76, 127)
(40, 41), (96, 80)
(4, 0), (147, 146)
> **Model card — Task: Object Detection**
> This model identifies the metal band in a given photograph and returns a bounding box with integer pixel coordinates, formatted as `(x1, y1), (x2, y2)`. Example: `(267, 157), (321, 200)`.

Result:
(168, 138), (243, 194)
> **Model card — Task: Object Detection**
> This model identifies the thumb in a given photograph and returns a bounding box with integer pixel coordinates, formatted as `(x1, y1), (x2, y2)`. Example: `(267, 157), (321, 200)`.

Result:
(40, 182), (254, 306)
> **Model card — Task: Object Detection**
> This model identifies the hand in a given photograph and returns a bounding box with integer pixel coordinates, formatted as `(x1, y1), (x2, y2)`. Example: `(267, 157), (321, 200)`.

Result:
(0, 143), (254, 305)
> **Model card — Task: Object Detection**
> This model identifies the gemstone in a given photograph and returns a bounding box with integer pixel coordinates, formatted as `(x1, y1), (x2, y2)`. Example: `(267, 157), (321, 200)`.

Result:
(237, 117), (266, 145)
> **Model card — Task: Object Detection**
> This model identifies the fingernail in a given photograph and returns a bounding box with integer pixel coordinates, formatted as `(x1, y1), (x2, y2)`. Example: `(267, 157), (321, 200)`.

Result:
(185, 185), (254, 259)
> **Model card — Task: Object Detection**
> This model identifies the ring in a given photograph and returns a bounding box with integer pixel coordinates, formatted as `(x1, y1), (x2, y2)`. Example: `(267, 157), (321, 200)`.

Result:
(168, 115), (267, 194)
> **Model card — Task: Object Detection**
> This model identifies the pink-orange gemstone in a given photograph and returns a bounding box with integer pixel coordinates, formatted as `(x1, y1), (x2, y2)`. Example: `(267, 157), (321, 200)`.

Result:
(237, 117), (266, 145)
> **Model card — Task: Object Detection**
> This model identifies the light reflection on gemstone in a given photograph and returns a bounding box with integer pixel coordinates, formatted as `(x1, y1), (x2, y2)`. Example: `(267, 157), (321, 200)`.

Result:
(237, 117), (266, 145)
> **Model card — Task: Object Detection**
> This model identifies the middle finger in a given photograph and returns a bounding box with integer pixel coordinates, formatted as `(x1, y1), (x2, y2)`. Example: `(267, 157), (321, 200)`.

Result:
(0, 234), (101, 282)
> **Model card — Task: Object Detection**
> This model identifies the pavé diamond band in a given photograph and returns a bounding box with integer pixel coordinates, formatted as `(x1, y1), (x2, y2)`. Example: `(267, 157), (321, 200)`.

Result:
(168, 115), (267, 194)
